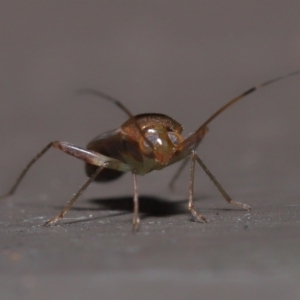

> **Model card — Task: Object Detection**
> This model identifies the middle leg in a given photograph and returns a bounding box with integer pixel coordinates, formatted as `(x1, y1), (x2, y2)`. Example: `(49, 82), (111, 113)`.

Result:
(188, 150), (250, 223)
(131, 172), (140, 232)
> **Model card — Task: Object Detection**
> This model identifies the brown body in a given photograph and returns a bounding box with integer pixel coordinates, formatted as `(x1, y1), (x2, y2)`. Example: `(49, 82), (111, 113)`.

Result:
(86, 113), (184, 181)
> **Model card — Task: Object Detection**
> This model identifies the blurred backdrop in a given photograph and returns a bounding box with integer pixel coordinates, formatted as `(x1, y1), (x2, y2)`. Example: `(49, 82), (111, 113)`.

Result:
(1, 2), (300, 299)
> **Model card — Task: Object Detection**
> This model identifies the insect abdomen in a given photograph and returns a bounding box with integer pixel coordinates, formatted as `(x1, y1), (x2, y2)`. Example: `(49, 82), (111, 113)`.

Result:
(85, 129), (126, 182)
(85, 163), (124, 182)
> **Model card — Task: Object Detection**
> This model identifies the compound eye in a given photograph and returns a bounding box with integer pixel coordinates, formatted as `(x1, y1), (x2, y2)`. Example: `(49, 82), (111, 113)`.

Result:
(167, 132), (183, 146)
(139, 129), (160, 154)
(144, 130), (160, 146)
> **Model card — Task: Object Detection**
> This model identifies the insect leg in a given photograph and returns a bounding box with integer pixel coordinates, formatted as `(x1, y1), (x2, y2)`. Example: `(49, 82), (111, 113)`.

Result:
(192, 151), (251, 211)
(131, 172), (140, 232)
(0, 141), (130, 200)
(169, 127), (208, 190)
(45, 142), (132, 225)
(188, 151), (208, 223)
(44, 165), (105, 226)
(0, 142), (54, 200)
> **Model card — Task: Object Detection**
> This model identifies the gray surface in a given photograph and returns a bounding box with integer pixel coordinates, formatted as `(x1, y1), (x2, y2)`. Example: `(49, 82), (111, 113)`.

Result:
(1, 1), (300, 299)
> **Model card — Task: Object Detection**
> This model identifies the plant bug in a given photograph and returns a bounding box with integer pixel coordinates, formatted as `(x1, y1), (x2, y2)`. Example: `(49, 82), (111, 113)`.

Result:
(1, 70), (300, 231)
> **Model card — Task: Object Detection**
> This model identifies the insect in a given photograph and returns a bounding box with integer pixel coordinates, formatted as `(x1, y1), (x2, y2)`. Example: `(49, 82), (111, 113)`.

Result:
(0, 70), (299, 231)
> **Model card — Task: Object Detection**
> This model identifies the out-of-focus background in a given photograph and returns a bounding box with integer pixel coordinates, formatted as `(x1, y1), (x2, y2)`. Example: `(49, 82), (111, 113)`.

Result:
(0, 1), (300, 299)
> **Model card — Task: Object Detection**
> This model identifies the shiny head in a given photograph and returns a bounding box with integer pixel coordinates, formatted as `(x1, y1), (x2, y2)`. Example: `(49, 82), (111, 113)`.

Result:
(121, 113), (183, 166)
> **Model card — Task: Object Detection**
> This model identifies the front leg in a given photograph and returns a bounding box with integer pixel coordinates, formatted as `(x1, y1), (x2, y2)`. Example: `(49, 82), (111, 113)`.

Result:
(188, 151), (208, 223)
(131, 172), (140, 232)
(169, 126), (208, 189)
(0, 141), (130, 200)
(44, 142), (132, 226)
(0, 141), (131, 225)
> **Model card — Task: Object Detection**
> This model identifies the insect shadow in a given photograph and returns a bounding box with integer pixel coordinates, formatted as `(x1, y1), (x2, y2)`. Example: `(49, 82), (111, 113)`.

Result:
(88, 195), (188, 217)
(52, 195), (199, 225)
(51, 194), (241, 226)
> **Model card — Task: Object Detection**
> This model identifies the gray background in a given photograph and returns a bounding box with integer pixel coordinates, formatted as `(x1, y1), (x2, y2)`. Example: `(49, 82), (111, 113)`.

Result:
(0, 1), (300, 299)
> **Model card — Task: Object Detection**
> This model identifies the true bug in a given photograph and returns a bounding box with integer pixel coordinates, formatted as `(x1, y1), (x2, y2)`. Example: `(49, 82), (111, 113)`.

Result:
(0, 70), (299, 231)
